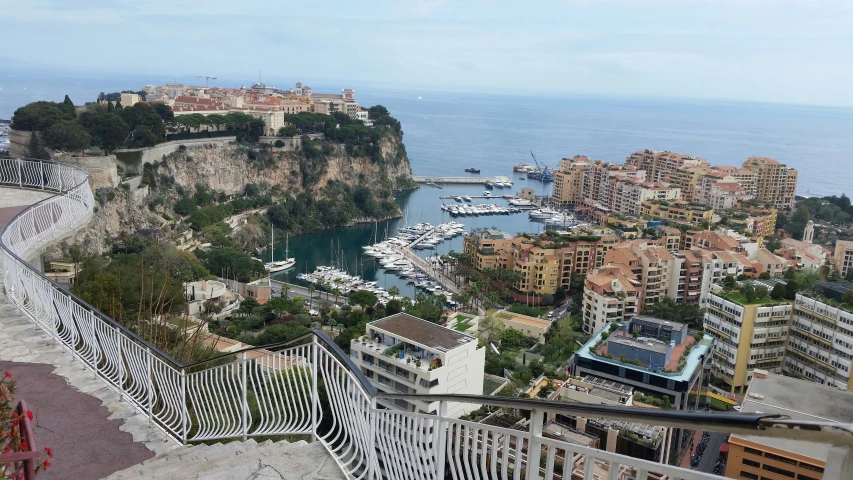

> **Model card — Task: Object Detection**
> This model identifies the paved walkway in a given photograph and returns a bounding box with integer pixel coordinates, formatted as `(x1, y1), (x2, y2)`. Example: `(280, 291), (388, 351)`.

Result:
(0, 187), (178, 479)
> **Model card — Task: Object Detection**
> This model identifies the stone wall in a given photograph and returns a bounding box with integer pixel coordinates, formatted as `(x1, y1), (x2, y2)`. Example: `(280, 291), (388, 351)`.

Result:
(9, 129), (39, 158)
(114, 137), (237, 172)
(53, 155), (119, 190)
(258, 133), (324, 150)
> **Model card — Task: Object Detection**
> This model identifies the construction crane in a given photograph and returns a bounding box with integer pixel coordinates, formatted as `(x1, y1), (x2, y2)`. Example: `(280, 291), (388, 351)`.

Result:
(528, 151), (554, 182)
(188, 75), (217, 87)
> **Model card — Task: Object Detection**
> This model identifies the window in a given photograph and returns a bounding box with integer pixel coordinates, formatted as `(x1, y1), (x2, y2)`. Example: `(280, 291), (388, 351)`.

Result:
(797, 475), (819, 480)
(744, 447), (763, 455)
(764, 452), (797, 465)
(799, 463), (823, 473)
(743, 459), (761, 468)
(762, 464), (795, 478)
(740, 472), (759, 480)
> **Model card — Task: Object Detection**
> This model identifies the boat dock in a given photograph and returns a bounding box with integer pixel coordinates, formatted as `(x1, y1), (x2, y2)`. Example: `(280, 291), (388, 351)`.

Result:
(439, 195), (512, 200)
(395, 246), (460, 295)
(413, 176), (486, 185)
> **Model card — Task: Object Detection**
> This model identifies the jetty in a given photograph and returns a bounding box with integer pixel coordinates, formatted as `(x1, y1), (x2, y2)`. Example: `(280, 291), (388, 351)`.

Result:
(413, 176), (485, 185)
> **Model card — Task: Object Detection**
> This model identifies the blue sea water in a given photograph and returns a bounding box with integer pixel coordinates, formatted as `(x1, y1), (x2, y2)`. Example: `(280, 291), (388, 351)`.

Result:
(3, 67), (853, 296)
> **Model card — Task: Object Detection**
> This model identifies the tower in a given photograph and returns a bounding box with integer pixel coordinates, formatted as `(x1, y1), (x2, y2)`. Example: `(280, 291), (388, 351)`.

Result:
(803, 220), (814, 244)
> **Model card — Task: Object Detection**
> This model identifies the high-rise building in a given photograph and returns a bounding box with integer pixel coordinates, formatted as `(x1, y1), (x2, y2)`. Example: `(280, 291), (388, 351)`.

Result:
(625, 150), (709, 183)
(741, 156), (798, 209)
(582, 264), (642, 334)
(786, 285), (853, 389)
(703, 283), (792, 394)
(665, 164), (709, 203)
(834, 240), (853, 278)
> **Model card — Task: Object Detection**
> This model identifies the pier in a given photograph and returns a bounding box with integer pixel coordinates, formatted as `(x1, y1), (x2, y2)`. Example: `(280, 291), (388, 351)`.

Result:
(413, 176), (486, 185)
(395, 246), (460, 295)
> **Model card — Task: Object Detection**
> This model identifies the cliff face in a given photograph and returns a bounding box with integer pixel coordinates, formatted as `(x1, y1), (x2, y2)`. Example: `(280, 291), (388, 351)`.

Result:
(55, 132), (414, 255)
(158, 134), (412, 196)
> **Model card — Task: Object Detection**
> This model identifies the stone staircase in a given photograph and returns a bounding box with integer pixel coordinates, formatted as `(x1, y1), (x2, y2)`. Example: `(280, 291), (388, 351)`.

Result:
(103, 438), (347, 480)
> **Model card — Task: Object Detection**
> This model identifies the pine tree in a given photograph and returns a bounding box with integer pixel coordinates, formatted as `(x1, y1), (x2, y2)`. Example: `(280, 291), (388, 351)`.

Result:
(28, 132), (41, 159)
(63, 95), (76, 118)
(114, 99), (122, 111)
(107, 101), (115, 112)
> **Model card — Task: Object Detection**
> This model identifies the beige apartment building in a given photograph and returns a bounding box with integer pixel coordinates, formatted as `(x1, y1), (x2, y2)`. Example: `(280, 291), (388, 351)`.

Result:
(741, 156), (798, 209)
(625, 149), (709, 183)
(835, 240), (853, 278)
(582, 264), (641, 334)
(462, 228), (514, 271)
(665, 164), (709, 203)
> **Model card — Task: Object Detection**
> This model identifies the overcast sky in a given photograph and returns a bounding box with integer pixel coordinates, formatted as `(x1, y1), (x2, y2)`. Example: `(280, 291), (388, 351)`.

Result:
(3, 0), (853, 106)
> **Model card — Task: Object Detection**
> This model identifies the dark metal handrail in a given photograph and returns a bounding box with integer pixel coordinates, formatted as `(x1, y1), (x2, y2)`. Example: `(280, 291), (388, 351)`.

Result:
(0, 400), (40, 479)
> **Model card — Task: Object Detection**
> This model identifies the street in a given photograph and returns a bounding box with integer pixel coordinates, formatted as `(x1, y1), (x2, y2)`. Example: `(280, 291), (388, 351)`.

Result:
(269, 280), (346, 307)
(696, 432), (727, 473)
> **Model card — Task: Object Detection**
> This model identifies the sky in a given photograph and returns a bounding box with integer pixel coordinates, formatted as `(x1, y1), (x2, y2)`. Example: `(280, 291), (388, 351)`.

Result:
(3, 0), (853, 106)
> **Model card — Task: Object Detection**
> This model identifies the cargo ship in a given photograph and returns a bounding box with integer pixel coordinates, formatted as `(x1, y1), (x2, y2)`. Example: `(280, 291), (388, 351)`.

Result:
(513, 163), (535, 173)
(464, 167), (481, 173)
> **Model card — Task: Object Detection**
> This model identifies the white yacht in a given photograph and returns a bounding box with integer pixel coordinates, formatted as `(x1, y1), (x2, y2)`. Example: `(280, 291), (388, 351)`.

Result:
(264, 231), (295, 273)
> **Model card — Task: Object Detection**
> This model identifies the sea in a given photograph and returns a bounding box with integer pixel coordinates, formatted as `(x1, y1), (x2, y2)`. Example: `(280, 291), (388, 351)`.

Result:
(3, 67), (853, 297)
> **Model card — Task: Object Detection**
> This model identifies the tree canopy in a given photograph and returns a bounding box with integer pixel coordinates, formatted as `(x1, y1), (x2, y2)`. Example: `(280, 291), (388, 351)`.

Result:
(43, 119), (91, 152)
(12, 101), (74, 131)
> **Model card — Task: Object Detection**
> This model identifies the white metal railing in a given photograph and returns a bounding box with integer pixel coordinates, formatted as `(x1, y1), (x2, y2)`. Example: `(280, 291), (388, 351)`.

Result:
(2, 156), (853, 480)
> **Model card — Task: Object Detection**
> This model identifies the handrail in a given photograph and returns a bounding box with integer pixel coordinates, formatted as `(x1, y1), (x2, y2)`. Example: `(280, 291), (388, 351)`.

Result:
(0, 400), (40, 479)
(0, 157), (184, 367)
(313, 329), (378, 396)
(182, 332), (317, 369)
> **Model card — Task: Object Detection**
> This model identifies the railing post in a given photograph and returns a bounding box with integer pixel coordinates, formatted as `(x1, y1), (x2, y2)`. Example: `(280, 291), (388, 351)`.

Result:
(526, 408), (545, 480)
(434, 400), (449, 480)
(241, 351), (248, 441)
(181, 368), (188, 444)
(146, 347), (153, 427)
(17, 157), (23, 188)
(39, 160), (44, 190)
(311, 336), (319, 442)
(368, 398), (378, 480)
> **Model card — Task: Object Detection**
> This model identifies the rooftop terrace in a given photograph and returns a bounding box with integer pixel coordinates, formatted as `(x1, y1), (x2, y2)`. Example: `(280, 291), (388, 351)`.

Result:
(371, 313), (477, 351)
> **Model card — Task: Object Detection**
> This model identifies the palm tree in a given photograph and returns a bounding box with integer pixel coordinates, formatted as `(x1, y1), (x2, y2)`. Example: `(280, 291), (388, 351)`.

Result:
(281, 283), (290, 298)
(388, 286), (401, 298)
(307, 285), (316, 309)
(332, 287), (342, 305)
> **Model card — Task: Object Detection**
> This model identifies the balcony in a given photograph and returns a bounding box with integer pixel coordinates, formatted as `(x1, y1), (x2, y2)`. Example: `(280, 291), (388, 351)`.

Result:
(354, 335), (437, 372)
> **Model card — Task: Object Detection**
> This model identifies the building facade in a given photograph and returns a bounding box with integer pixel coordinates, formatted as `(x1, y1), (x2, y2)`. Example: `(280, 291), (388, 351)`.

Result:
(349, 313), (486, 418)
(835, 240), (853, 278)
(703, 289), (792, 394)
(741, 156), (798, 210)
(786, 290), (853, 389)
(582, 264), (642, 334)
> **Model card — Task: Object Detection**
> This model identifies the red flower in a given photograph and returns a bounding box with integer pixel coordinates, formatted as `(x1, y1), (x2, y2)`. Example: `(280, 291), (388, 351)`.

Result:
(3, 371), (11, 378)
(12, 412), (18, 419)
(20, 441), (28, 450)
(43, 460), (51, 470)
(3, 446), (8, 453)
(26, 410), (33, 420)
(44, 447), (53, 458)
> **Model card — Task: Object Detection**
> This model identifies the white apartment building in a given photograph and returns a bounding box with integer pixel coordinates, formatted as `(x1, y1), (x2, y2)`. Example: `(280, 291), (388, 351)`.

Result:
(349, 313), (486, 418)
(703, 290), (791, 394)
(786, 293), (853, 390)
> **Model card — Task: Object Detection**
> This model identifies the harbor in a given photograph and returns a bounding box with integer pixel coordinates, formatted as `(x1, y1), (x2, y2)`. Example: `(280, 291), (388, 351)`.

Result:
(267, 180), (559, 300)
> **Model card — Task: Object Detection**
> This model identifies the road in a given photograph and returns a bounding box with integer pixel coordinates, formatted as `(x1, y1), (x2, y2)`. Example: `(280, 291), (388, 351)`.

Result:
(696, 432), (728, 473)
(269, 280), (347, 307)
(550, 299), (573, 320)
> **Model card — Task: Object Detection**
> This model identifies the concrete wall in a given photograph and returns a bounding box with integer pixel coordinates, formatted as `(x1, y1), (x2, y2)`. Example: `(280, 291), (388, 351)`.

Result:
(53, 155), (119, 190)
(114, 137), (237, 172)
(9, 129), (38, 158)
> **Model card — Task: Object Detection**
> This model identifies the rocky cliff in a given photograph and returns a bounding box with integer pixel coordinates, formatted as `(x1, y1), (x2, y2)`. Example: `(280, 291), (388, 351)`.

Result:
(51, 131), (414, 255)
(157, 134), (412, 196)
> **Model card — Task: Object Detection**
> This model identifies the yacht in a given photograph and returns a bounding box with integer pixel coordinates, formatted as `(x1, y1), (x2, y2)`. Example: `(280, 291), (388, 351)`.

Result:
(264, 231), (296, 273)
(508, 198), (533, 207)
(482, 191), (492, 197)
(462, 195), (472, 202)
(453, 196), (463, 202)
(529, 208), (559, 220)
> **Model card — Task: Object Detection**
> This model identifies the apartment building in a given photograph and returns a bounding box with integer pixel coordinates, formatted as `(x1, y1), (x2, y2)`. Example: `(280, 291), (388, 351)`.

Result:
(462, 228), (514, 271)
(756, 248), (791, 278)
(741, 156), (798, 210)
(582, 264), (642, 334)
(834, 240), (853, 278)
(501, 233), (619, 295)
(615, 180), (682, 216)
(604, 240), (675, 305)
(695, 167), (758, 209)
(703, 285), (792, 394)
(551, 168), (585, 206)
(776, 236), (829, 271)
(786, 285), (853, 390)
(625, 150), (709, 183)
(349, 313), (486, 418)
(665, 164), (709, 203)
(667, 250), (704, 304)
(726, 371), (846, 480)
(639, 200), (714, 227)
(571, 317), (714, 411)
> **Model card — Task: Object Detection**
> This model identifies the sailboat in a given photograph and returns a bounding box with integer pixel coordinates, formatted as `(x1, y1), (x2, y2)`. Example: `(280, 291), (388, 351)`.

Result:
(265, 230), (296, 273)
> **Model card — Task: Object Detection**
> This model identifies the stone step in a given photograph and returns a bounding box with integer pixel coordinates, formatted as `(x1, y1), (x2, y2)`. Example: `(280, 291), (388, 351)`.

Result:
(102, 438), (345, 480)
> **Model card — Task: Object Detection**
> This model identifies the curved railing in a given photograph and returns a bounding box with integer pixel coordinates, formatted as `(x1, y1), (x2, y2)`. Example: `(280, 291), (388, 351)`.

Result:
(2, 157), (852, 480)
